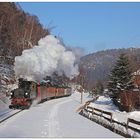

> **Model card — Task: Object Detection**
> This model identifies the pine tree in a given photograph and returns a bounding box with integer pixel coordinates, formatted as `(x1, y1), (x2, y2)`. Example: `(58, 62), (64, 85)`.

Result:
(96, 81), (104, 95)
(108, 53), (133, 100)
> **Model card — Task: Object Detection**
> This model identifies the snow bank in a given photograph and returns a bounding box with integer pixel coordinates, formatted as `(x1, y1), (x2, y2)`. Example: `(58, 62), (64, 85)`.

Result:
(0, 63), (15, 113)
(86, 96), (140, 137)
(14, 35), (79, 82)
(91, 96), (119, 112)
(128, 111), (140, 122)
(0, 99), (10, 112)
(90, 96), (140, 122)
(0, 93), (11, 114)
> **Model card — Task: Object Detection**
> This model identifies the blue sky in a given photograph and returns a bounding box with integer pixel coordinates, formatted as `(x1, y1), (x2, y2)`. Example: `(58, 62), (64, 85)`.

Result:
(19, 2), (140, 54)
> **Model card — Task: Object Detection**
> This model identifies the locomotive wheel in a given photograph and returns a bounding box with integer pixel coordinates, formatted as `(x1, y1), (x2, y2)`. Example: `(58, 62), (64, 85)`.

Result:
(9, 105), (13, 109)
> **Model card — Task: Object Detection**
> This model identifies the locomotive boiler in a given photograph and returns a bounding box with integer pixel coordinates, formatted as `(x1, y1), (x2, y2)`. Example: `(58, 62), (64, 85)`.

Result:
(9, 78), (72, 109)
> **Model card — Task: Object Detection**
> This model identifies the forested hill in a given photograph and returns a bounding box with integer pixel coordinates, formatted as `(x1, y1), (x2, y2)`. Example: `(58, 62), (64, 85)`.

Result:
(0, 2), (49, 58)
(0, 2), (50, 95)
(79, 48), (140, 90)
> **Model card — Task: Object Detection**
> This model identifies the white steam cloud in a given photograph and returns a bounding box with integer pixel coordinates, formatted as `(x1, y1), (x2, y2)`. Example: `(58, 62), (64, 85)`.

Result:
(14, 35), (79, 82)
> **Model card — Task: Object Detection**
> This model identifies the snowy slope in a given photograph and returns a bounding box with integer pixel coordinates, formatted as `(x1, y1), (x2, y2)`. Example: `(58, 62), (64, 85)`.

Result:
(90, 96), (140, 123)
(0, 63), (16, 113)
(0, 92), (122, 138)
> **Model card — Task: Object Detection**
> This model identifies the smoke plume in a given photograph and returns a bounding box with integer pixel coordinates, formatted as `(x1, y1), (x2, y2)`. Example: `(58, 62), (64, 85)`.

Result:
(14, 35), (79, 82)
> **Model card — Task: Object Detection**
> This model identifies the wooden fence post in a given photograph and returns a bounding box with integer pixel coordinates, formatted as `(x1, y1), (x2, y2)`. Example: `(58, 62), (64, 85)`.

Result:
(126, 118), (129, 131)
(81, 90), (83, 104)
(100, 110), (103, 117)
(110, 113), (113, 123)
(92, 108), (94, 115)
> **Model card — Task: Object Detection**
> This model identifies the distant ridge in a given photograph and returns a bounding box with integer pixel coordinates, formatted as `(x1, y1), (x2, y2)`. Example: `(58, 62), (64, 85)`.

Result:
(79, 47), (140, 90)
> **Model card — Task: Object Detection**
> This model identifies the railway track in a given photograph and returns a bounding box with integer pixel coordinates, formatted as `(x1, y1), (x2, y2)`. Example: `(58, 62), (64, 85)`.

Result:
(0, 109), (23, 124)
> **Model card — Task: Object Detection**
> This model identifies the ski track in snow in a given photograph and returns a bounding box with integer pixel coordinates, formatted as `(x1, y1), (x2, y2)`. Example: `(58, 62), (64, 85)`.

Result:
(48, 98), (72, 137)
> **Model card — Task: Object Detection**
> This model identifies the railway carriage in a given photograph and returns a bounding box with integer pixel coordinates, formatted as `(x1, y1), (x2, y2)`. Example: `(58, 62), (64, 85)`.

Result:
(9, 78), (72, 109)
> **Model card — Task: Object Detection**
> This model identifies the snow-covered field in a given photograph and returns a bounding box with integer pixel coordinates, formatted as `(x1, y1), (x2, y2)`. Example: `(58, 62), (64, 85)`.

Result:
(87, 95), (140, 137)
(0, 91), (122, 138)
(90, 96), (140, 123)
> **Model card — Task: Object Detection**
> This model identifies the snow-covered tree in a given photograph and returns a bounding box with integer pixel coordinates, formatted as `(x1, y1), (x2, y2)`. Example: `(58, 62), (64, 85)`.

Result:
(95, 81), (104, 95)
(108, 53), (133, 100)
(89, 81), (104, 97)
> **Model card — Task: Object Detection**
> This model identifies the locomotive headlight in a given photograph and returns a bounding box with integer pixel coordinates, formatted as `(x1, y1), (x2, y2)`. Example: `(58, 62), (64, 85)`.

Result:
(25, 92), (28, 95)
(10, 92), (13, 96)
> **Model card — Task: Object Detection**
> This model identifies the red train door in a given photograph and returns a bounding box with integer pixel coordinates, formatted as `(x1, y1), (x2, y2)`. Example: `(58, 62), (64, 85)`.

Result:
(37, 83), (41, 102)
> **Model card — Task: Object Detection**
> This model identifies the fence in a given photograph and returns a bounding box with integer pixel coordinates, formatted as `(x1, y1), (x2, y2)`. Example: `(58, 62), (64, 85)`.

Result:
(78, 103), (140, 138)
(86, 106), (113, 122)
(126, 118), (140, 132)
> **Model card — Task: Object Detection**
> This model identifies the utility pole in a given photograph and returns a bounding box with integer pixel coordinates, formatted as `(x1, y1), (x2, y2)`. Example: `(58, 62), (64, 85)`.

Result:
(78, 85), (83, 104)
(80, 75), (84, 104)
(81, 89), (83, 104)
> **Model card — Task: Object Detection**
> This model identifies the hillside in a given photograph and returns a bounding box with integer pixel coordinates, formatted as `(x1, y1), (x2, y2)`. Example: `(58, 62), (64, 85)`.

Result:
(0, 2), (50, 105)
(0, 2), (49, 58)
(79, 47), (140, 90)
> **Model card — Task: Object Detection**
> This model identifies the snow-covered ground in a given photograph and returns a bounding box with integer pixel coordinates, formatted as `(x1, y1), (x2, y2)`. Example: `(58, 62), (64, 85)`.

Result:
(0, 83), (18, 115)
(0, 98), (10, 113)
(90, 96), (140, 123)
(0, 63), (16, 113)
(0, 91), (122, 138)
(88, 95), (140, 137)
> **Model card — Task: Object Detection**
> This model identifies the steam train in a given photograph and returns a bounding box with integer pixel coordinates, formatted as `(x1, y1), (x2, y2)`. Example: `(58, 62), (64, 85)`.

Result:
(9, 78), (72, 109)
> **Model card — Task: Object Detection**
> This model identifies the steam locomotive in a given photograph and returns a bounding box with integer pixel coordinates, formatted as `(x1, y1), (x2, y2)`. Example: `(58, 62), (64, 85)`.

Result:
(9, 78), (72, 109)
